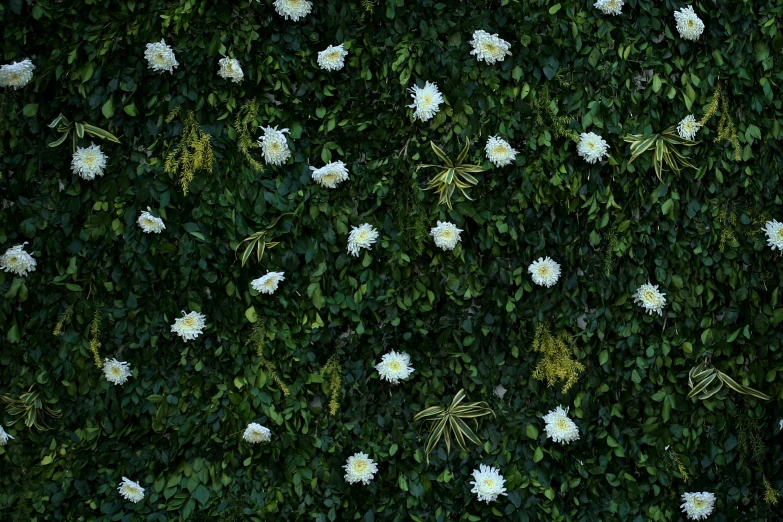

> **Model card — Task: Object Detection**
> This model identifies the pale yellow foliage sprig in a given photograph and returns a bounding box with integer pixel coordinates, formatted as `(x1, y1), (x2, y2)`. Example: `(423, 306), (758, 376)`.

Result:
(320, 354), (342, 416)
(604, 225), (618, 277)
(763, 474), (780, 505)
(717, 208), (737, 253)
(534, 84), (579, 141)
(53, 307), (74, 336)
(164, 108), (214, 195)
(530, 324), (584, 393)
(247, 321), (289, 396)
(234, 99), (264, 172)
(89, 309), (102, 369)
(668, 447), (690, 483)
(699, 81), (741, 161)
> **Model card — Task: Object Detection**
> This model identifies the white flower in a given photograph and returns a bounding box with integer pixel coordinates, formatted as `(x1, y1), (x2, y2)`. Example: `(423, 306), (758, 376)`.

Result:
(243, 423), (272, 443)
(103, 359), (132, 385)
(71, 143), (107, 180)
(762, 220), (783, 255)
(343, 452), (378, 485)
(137, 208), (166, 234)
(375, 351), (414, 384)
(118, 477), (145, 503)
(594, 0), (624, 15)
(680, 492), (716, 520)
(677, 114), (701, 140)
(347, 223), (379, 257)
(528, 257), (561, 288)
(633, 282), (667, 316)
(470, 464), (508, 503)
(317, 44), (348, 71)
(469, 30), (512, 64)
(0, 243), (37, 277)
(0, 426), (14, 446)
(543, 405), (580, 444)
(674, 6), (705, 41)
(0, 59), (35, 89)
(218, 57), (244, 83)
(577, 132), (610, 164)
(272, 0), (312, 21)
(251, 271), (285, 295)
(258, 126), (291, 166)
(171, 311), (206, 341)
(430, 221), (463, 251)
(310, 161), (350, 188)
(144, 39), (178, 73)
(408, 81), (444, 122)
(779, 419), (783, 431)
(485, 136), (518, 167)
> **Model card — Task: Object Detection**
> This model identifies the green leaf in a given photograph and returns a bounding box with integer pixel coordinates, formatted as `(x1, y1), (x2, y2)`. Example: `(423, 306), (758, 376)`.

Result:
(23, 103), (38, 117)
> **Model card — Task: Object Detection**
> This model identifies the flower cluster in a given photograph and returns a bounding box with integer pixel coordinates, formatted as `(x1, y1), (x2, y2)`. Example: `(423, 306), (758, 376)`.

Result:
(469, 30), (512, 64)
(0, 243), (37, 277)
(762, 220), (783, 255)
(470, 464), (508, 503)
(118, 477), (145, 503)
(343, 452), (378, 485)
(484, 136), (517, 167)
(577, 132), (610, 164)
(594, 0), (624, 16)
(258, 126), (291, 166)
(218, 57), (244, 83)
(674, 6), (705, 41)
(375, 351), (414, 384)
(317, 44), (348, 71)
(680, 492), (716, 520)
(251, 271), (285, 295)
(71, 143), (107, 180)
(243, 423), (272, 443)
(633, 282), (667, 316)
(103, 359), (132, 385)
(171, 311), (207, 341)
(528, 257), (561, 287)
(408, 81), (443, 122)
(272, 0), (312, 21)
(347, 223), (379, 257)
(0, 59), (35, 89)
(137, 208), (166, 234)
(543, 405), (580, 444)
(430, 221), (462, 251)
(0, 426), (14, 446)
(677, 114), (701, 140)
(310, 161), (350, 188)
(144, 40), (178, 73)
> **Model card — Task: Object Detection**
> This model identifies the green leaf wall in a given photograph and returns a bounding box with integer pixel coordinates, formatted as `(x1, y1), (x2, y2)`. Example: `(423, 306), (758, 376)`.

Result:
(1, 0), (782, 520)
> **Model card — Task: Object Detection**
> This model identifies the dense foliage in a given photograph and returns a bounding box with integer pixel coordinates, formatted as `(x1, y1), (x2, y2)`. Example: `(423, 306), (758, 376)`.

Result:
(2, 0), (783, 520)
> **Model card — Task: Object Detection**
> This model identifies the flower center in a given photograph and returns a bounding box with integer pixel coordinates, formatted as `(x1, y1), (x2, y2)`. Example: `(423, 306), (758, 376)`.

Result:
(556, 418), (569, 430)
(482, 478), (495, 489)
(492, 145), (507, 155)
(485, 44), (497, 53)
(143, 218), (155, 227)
(356, 231), (368, 241)
(328, 51), (340, 61)
(421, 94), (433, 106)
(353, 460), (368, 473)
(776, 229), (783, 241)
(441, 230), (454, 240)
(9, 256), (18, 264)
(181, 317), (196, 328)
(388, 360), (402, 372)
(537, 266), (550, 276)
(155, 53), (166, 63)
(11, 73), (20, 82)
(110, 367), (123, 377)
(693, 499), (705, 508)
(84, 154), (97, 167)
(688, 20), (694, 27)
(642, 290), (656, 301)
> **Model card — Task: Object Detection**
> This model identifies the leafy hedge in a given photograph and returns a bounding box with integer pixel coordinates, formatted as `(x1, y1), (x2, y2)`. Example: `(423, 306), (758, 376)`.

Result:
(2, 0), (783, 520)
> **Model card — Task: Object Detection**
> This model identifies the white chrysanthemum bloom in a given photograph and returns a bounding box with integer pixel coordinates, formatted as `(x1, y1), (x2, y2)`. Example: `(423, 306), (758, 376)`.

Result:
(343, 452), (378, 485)
(594, 0), (624, 15)
(762, 220), (783, 255)
(251, 271), (285, 295)
(470, 464), (508, 503)
(347, 223), (379, 257)
(528, 257), (561, 288)
(310, 161), (350, 188)
(780, 418), (783, 431)
(118, 477), (145, 503)
(144, 39), (178, 73)
(375, 351), (414, 384)
(469, 30), (512, 64)
(71, 143), (107, 180)
(577, 132), (610, 164)
(485, 136), (518, 167)
(430, 221), (463, 251)
(680, 492), (716, 520)
(272, 0), (312, 21)
(0, 243), (37, 277)
(171, 311), (206, 341)
(0, 59), (35, 89)
(243, 422), (272, 443)
(677, 114), (700, 140)
(0, 426), (14, 446)
(258, 126), (291, 166)
(218, 57), (244, 83)
(137, 208), (166, 234)
(674, 6), (705, 41)
(408, 81), (444, 122)
(543, 405), (580, 444)
(633, 282), (667, 316)
(103, 359), (132, 385)
(317, 44), (348, 71)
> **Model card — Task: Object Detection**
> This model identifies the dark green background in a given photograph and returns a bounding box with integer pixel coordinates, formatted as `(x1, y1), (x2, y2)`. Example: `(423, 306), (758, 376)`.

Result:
(1, 0), (782, 520)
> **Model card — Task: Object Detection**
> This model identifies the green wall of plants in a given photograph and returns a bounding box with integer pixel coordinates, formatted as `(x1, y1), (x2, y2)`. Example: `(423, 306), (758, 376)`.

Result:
(1, 0), (783, 520)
